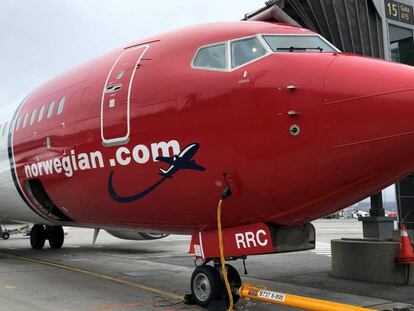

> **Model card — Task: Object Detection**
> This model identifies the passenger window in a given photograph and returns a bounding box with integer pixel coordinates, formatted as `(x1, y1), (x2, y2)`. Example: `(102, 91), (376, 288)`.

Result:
(57, 97), (65, 115)
(231, 37), (267, 68)
(38, 106), (45, 122)
(30, 109), (37, 125)
(47, 101), (55, 119)
(16, 117), (21, 131)
(193, 43), (227, 70)
(262, 35), (336, 53)
(23, 113), (28, 128)
(2, 122), (8, 136)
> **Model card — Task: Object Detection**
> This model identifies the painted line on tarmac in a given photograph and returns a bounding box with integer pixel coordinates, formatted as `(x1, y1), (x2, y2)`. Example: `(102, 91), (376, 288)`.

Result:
(6, 253), (183, 300)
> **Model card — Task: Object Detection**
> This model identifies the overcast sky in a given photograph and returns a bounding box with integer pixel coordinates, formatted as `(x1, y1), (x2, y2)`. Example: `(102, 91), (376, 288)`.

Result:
(0, 0), (264, 114)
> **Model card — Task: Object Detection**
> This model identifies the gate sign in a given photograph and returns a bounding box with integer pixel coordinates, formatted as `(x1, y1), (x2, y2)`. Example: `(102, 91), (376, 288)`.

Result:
(385, 0), (414, 25)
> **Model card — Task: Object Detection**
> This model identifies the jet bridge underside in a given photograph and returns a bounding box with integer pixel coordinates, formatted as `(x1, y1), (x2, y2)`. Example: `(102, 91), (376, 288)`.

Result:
(245, 0), (384, 58)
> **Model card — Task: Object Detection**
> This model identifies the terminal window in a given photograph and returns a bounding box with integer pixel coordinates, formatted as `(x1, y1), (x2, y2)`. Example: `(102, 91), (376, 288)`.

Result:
(389, 24), (414, 65)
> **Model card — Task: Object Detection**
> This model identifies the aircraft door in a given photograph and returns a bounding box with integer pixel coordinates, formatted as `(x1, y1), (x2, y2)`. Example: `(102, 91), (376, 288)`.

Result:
(101, 45), (149, 146)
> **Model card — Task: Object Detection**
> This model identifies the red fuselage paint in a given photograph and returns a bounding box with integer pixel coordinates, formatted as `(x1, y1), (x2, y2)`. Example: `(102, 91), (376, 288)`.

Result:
(9, 21), (414, 233)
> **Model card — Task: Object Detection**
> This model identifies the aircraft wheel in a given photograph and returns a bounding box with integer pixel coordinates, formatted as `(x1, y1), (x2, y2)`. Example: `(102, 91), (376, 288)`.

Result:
(2, 232), (9, 240)
(191, 265), (224, 307)
(220, 264), (242, 305)
(47, 225), (64, 249)
(30, 225), (46, 249)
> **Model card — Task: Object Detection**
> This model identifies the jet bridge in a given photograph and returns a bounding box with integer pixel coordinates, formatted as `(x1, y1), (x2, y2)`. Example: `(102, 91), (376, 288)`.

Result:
(244, 0), (385, 58)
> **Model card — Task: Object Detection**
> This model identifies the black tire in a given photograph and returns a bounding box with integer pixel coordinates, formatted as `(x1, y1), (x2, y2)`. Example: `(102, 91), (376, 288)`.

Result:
(30, 225), (46, 249)
(47, 226), (64, 249)
(2, 232), (9, 240)
(220, 264), (242, 305)
(191, 265), (224, 307)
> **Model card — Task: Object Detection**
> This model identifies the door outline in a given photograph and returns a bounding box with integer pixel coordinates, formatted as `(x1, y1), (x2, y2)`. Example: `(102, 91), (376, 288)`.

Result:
(100, 44), (149, 147)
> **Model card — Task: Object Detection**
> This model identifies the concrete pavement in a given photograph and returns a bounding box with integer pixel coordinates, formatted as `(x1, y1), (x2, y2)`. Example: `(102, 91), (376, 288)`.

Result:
(0, 220), (411, 310)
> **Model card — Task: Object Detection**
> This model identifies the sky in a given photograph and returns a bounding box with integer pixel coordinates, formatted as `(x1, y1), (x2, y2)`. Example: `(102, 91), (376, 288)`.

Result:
(0, 0), (264, 114)
(0, 1), (396, 202)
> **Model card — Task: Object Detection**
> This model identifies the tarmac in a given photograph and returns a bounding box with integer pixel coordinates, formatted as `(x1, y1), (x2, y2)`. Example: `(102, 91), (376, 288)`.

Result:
(0, 219), (412, 311)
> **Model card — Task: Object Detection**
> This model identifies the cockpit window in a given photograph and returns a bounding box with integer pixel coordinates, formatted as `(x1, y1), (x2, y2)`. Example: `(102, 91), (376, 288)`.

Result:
(262, 35), (336, 53)
(231, 37), (267, 68)
(193, 43), (227, 70)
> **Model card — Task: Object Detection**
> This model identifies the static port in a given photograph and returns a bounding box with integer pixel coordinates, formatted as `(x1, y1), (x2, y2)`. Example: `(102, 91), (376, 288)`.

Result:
(289, 125), (300, 136)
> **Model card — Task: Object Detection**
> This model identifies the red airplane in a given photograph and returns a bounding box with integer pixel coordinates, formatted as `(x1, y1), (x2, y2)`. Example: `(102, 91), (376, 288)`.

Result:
(1, 20), (414, 307)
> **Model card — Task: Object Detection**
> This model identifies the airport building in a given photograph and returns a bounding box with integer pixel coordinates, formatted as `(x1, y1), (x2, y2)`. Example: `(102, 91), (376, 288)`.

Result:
(246, 0), (414, 231)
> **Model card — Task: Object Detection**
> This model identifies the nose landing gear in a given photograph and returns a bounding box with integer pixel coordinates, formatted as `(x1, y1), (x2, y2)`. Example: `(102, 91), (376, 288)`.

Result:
(188, 262), (241, 309)
(191, 265), (223, 307)
(30, 225), (64, 249)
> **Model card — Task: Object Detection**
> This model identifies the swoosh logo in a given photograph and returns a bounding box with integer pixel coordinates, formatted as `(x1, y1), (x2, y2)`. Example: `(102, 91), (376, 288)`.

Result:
(108, 143), (205, 203)
(108, 172), (167, 203)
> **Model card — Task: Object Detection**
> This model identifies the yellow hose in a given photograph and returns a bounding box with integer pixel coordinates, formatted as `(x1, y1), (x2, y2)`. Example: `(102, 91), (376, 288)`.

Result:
(217, 199), (233, 311)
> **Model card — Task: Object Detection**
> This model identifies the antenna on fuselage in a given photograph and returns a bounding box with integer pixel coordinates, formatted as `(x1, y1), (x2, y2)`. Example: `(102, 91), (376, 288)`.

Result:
(92, 228), (100, 246)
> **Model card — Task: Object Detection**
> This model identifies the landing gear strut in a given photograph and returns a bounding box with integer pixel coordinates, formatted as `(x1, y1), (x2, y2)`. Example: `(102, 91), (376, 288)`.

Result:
(189, 262), (241, 309)
(30, 225), (64, 249)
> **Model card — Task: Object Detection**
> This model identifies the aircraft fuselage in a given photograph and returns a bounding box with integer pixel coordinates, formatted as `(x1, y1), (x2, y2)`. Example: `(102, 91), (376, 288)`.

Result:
(1, 21), (413, 234)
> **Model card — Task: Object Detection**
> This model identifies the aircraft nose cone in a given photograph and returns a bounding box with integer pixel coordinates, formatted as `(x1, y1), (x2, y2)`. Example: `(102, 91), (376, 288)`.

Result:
(324, 55), (414, 181)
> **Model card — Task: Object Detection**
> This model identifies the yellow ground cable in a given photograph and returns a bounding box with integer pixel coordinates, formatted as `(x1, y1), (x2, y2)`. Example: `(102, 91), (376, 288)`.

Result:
(217, 198), (234, 311)
(7, 253), (182, 300)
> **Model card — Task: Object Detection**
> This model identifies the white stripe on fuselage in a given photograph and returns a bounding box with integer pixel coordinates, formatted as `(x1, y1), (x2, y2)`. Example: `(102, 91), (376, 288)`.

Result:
(0, 100), (48, 224)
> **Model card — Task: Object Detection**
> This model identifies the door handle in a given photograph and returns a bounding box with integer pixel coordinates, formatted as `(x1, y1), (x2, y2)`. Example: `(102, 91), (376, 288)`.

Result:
(287, 85), (298, 91)
(105, 84), (122, 93)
